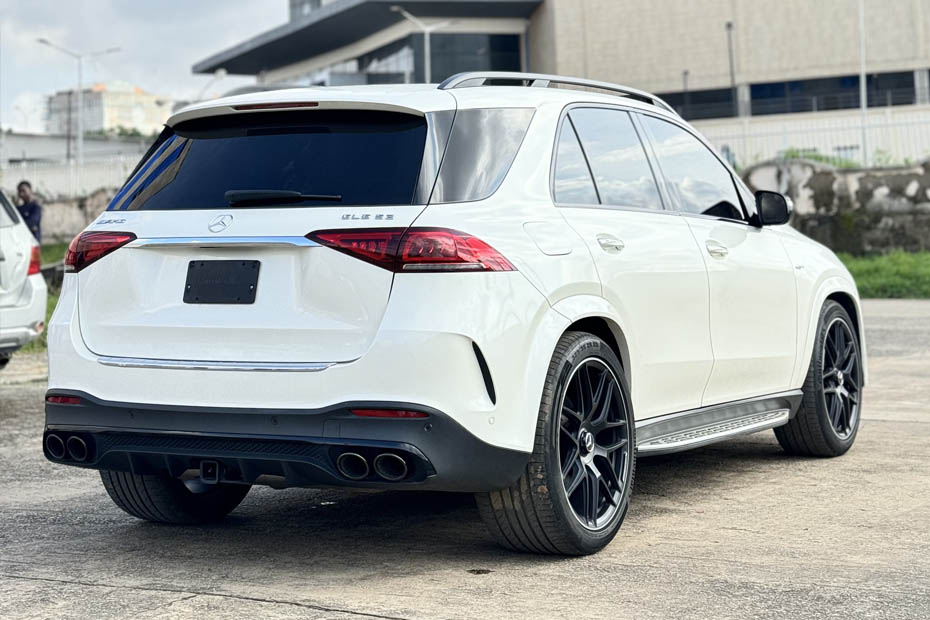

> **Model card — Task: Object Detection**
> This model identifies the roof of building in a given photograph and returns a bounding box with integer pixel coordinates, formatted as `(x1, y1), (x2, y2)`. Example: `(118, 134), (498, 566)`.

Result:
(192, 0), (542, 75)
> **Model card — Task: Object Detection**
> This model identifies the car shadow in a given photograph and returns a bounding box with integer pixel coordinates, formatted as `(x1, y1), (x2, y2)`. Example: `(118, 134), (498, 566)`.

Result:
(89, 432), (803, 571)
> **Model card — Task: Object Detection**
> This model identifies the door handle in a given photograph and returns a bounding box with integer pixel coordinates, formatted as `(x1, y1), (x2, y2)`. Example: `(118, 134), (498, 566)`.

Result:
(705, 240), (729, 259)
(596, 234), (625, 254)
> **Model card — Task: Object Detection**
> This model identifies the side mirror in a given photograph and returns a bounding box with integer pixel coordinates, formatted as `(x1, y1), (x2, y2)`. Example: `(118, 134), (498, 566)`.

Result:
(755, 191), (791, 226)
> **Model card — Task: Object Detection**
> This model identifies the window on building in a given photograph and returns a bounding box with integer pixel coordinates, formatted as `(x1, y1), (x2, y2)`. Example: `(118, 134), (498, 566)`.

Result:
(568, 108), (661, 210)
(642, 116), (744, 221)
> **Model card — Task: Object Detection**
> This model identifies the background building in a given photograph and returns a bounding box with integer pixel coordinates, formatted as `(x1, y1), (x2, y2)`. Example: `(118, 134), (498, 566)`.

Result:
(45, 82), (173, 138)
(193, 0), (930, 167)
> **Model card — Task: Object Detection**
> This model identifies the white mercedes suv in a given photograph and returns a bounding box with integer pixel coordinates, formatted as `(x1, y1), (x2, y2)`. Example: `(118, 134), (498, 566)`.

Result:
(44, 73), (865, 555)
(1, 191), (46, 367)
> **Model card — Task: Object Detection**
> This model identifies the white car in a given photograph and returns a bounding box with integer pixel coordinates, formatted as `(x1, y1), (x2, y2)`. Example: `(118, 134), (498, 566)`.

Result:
(0, 192), (46, 368)
(43, 73), (865, 555)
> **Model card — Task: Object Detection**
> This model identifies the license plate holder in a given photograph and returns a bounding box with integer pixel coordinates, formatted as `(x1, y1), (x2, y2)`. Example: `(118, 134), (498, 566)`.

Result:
(184, 260), (260, 304)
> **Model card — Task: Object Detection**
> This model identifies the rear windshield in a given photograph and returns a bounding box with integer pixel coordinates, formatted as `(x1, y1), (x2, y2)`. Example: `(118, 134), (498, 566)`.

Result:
(108, 110), (428, 211)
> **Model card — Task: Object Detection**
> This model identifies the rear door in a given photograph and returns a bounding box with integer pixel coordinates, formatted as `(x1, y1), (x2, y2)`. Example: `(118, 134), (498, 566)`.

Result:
(78, 108), (445, 363)
(555, 107), (714, 419)
(639, 114), (798, 405)
(0, 193), (28, 308)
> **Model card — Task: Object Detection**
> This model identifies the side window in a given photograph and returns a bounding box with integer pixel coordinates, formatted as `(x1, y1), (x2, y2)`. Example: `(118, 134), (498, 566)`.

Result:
(642, 116), (745, 221)
(568, 108), (662, 210)
(553, 120), (599, 205)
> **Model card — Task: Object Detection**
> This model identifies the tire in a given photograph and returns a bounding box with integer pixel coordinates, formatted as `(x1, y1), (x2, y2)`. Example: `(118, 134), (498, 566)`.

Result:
(775, 300), (863, 457)
(0, 354), (9, 370)
(476, 331), (636, 555)
(100, 470), (251, 524)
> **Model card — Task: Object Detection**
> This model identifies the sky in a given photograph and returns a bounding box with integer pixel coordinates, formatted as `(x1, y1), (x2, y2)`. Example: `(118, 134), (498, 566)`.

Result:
(0, 0), (288, 132)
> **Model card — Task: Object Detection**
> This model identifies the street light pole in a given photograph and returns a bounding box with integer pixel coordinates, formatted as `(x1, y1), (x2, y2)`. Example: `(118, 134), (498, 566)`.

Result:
(682, 69), (690, 118)
(390, 5), (453, 84)
(37, 38), (120, 167)
(858, 0), (869, 167)
(725, 21), (737, 117)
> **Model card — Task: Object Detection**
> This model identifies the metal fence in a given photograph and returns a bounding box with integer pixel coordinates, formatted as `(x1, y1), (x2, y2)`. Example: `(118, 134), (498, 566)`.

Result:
(695, 105), (930, 169)
(0, 155), (139, 200)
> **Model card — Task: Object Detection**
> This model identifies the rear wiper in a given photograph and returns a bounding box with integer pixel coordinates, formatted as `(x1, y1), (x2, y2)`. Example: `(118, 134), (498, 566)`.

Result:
(224, 189), (343, 206)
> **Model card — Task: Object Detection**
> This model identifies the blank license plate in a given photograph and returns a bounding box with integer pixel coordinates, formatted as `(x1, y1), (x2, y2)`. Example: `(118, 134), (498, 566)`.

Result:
(184, 260), (260, 304)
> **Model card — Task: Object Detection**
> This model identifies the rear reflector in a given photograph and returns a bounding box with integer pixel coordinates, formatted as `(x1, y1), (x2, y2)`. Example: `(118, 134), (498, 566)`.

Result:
(46, 395), (82, 405)
(27, 245), (41, 275)
(308, 228), (515, 273)
(351, 408), (429, 419)
(65, 231), (136, 273)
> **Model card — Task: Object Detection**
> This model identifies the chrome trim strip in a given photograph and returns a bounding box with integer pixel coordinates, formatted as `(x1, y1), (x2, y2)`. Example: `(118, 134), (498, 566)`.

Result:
(128, 236), (319, 248)
(96, 356), (335, 372)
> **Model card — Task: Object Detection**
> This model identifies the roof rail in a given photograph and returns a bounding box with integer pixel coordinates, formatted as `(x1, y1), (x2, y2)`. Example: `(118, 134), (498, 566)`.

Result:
(438, 72), (678, 115)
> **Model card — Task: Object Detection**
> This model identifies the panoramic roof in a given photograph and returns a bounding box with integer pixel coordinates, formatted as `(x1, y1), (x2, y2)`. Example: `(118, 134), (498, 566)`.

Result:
(193, 0), (542, 76)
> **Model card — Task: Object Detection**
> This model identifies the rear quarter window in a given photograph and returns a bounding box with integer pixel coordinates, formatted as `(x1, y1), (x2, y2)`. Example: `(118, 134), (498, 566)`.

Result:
(108, 110), (428, 211)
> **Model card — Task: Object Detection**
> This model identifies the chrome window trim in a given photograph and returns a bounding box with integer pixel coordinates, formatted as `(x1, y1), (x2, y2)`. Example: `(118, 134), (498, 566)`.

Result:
(127, 236), (319, 249)
(96, 355), (337, 372)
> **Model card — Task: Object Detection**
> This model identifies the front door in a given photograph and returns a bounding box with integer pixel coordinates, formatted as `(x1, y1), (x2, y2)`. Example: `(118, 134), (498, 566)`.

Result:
(639, 114), (798, 405)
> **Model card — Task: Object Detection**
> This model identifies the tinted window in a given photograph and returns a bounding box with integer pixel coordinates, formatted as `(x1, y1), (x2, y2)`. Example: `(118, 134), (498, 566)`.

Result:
(108, 110), (427, 211)
(431, 108), (534, 203)
(568, 108), (661, 209)
(642, 116), (744, 220)
(553, 120), (598, 205)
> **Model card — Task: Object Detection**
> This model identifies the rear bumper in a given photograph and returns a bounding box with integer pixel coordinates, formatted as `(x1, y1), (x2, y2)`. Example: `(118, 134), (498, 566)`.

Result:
(0, 274), (47, 354)
(44, 391), (529, 492)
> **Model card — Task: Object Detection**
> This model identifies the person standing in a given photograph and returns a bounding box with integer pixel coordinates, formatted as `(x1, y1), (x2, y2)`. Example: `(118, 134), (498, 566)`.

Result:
(16, 180), (42, 242)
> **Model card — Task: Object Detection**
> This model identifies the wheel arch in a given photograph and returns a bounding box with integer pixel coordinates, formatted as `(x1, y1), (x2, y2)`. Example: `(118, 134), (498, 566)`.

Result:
(796, 278), (868, 388)
(548, 295), (633, 388)
(564, 316), (631, 385)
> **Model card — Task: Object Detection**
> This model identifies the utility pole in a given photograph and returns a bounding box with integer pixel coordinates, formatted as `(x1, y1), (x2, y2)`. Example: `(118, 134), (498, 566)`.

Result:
(858, 0), (869, 167)
(390, 5), (454, 83)
(725, 21), (737, 117)
(65, 91), (72, 161)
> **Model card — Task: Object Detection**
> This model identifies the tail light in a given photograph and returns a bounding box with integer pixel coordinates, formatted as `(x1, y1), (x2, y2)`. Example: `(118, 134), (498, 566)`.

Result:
(27, 245), (41, 275)
(65, 231), (136, 273)
(308, 228), (514, 273)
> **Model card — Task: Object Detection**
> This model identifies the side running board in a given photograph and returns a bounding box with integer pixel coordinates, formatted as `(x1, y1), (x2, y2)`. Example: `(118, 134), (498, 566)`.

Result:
(636, 390), (803, 456)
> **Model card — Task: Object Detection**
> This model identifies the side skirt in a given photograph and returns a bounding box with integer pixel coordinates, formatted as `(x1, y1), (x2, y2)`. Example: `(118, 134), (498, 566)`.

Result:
(635, 390), (803, 456)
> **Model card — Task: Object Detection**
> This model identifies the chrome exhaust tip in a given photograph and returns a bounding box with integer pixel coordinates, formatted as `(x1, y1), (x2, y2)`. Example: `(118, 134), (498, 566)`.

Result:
(66, 436), (88, 462)
(45, 434), (66, 460)
(335, 452), (369, 481)
(373, 453), (408, 482)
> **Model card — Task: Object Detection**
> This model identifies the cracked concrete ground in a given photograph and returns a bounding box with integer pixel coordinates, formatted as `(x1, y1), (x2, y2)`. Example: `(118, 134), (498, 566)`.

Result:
(1, 299), (928, 619)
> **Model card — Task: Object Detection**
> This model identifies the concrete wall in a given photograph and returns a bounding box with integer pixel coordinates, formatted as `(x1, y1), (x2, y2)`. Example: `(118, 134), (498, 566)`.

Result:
(743, 159), (930, 254)
(528, 0), (930, 93)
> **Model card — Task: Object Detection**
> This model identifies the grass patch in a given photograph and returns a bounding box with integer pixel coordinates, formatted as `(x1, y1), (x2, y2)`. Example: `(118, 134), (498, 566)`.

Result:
(41, 242), (70, 266)
(20, 288), (59, 354)
(839, 252), (930, 299)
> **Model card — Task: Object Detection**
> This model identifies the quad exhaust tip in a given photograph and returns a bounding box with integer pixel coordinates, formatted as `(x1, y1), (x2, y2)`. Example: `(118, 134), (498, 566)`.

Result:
(373, 453), (408, 482)
(45, 434), (66, 460)
(66, 436), (89, 462)
(335, 452), (369, 481)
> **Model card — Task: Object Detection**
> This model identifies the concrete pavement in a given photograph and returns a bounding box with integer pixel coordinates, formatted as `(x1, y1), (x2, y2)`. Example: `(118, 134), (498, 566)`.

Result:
(0, 300), (928, 619)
